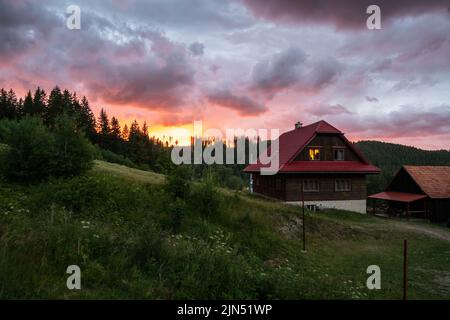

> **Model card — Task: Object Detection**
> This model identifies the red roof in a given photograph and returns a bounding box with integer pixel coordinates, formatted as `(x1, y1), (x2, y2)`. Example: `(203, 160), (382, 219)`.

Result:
(368, 191), (427, 203)
(403, 166), (450, 199)
(244, 120), (380, 174)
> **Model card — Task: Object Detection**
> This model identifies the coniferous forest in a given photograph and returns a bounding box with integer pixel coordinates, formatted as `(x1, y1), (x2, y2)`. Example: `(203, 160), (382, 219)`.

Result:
(0, 86), (251, 188)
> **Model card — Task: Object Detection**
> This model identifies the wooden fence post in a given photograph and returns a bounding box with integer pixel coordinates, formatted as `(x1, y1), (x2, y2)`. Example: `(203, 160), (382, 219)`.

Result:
(403, 239), (408, 300)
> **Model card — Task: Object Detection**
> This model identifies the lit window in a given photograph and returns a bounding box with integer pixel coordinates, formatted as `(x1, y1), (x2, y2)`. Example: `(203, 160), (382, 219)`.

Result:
(335, 179), (351, 192)
(334, 149), (345, 161)
(303, 179), (319, 192)
(308, 148), (321, 161)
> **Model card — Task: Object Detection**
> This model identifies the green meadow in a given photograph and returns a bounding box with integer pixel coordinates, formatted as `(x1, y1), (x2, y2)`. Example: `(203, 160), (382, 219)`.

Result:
(1, 160), (449, 299)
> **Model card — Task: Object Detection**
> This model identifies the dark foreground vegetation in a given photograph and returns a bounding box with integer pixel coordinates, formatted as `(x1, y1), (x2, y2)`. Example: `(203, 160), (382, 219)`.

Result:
(1, 162), (450, 299)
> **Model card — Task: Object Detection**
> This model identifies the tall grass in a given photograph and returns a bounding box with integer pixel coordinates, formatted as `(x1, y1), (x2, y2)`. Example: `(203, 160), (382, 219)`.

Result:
(0, 166), (449, 299)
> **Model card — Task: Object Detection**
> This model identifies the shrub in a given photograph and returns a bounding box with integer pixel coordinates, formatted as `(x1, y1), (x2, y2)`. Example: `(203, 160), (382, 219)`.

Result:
(51, 114), (94, 177)
(29, 175), (152, 217)
(225, 175), (244, 190)
(165, 165), (192, 200)
(167, 198), (187, 232)
(97, 148), (137, 168)
(190, 175), (222, 219)
(0, 117), (56, 181)
(129, 224), (166, 268)
(0, 116), (94, 182)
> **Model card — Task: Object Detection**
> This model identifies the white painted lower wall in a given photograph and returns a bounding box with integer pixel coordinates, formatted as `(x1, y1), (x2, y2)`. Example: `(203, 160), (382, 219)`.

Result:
(286, 199), (367, 214)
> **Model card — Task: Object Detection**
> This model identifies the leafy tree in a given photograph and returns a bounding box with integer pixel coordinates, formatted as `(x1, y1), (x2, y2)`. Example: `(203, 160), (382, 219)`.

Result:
(51, 114), (94, 177)
(0, 117), (55, 181)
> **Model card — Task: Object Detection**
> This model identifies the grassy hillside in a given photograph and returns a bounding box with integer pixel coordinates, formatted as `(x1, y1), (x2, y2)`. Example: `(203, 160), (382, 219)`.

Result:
(1, 160), (449, 299)
(93, 160), (165, 184)
(355, 141), (450, 194)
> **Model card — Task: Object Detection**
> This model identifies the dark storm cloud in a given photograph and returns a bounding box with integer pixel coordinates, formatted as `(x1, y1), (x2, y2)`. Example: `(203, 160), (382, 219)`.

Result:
(69, 26), (196, 110)
(251, 47), (342, 98)
(0, 0), (59, 63)
(306, 58), (342, 89)
(0, 0), (197, 110)
(207, 89), (266, 115)
(189, 42), (205, 56)
(335, 105), (450, 137)
(251, 47), (306, 96)
(242, 0), (450, 29)
(308, 103), (353, 116)
(365, 96), (379, 103)
(391, 76), (438, 92)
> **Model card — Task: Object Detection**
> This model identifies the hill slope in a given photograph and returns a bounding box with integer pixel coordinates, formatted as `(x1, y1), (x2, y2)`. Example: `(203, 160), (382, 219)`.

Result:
(0, 160), (449, 299)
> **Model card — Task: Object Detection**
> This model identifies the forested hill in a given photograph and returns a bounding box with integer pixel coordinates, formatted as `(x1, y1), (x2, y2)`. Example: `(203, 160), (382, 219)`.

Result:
(354, 140), (450, 194)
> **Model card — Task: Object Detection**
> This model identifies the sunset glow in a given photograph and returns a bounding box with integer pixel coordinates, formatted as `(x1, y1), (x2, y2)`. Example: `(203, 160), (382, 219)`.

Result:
(1, 0), (450, 150)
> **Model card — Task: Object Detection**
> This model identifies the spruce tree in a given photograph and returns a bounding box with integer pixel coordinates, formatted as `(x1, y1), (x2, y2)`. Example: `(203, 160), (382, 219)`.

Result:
(45, 86), (63, 127)
(32, 87), (47, 117)
(97, 108), (111, 149)
(122, 124), (129, 141)
(79, 96), (97, 142)
(23, 91), (34, 116)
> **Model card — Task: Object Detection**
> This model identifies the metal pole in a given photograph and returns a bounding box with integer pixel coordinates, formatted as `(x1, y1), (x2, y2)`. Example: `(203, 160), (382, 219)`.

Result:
(403, 239), (408, 300)
(301, 181), (306, 253)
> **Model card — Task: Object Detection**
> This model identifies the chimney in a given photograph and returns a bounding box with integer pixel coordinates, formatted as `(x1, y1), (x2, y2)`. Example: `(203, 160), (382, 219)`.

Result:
(295, 121), (303, 129)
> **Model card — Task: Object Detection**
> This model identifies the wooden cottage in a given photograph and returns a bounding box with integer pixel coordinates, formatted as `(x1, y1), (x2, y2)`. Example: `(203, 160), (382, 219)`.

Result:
(244, 120), (380, 213)
(369, 166), (450, 222)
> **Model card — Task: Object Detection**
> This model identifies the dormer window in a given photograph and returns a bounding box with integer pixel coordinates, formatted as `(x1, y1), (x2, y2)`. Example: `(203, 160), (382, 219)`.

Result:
(308, 148), (321, 161)
(334, 148), (345, 161)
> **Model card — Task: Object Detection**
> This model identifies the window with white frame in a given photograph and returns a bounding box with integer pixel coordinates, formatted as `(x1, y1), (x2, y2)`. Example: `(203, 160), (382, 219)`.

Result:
(303, 179), (319, 192)
(334, 148), (345, 161)
(335, 179), (351, 191)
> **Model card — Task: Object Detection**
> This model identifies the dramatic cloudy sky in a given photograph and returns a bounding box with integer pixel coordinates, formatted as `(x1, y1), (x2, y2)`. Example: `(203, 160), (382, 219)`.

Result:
(1, 0), (450, 149)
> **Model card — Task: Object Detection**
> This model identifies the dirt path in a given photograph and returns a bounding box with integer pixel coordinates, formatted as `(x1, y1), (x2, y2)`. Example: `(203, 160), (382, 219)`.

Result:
(386, 220), (450, 243)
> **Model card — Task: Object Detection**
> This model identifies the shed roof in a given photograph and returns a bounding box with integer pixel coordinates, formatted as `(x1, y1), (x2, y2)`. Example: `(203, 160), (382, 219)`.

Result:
(368, 191), (427, 203)
(403, 166), (450, 199)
